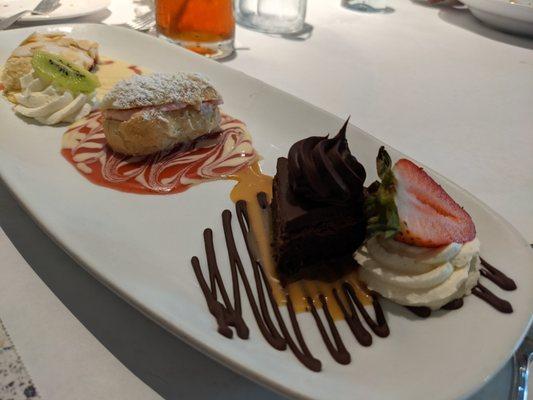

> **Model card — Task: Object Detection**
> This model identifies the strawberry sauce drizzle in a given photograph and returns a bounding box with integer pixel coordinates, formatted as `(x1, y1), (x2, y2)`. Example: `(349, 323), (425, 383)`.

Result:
(127, 65), (143, 75)
(61, 111), (258, 194)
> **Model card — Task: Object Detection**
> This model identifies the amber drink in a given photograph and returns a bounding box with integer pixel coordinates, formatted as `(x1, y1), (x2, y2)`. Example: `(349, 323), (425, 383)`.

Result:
(156, 0), (235, 59)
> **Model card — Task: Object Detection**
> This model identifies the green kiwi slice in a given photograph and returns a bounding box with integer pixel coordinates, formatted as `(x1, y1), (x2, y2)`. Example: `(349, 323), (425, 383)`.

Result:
(31, 51), (100, 94)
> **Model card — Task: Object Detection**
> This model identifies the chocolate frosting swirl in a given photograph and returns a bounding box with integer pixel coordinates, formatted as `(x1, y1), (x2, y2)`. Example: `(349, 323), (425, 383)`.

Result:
(287, 119), (366, 206)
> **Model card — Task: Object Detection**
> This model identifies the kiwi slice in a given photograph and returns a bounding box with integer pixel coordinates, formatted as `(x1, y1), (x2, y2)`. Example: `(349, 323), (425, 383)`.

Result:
(31, 51), (100, 94)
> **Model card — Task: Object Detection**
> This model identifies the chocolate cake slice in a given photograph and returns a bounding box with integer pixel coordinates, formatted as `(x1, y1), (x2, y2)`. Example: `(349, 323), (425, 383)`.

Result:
(272, 120), (367, 277)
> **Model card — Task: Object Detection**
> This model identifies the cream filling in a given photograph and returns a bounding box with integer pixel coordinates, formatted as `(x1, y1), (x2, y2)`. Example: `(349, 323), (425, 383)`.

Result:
(13, 71), (95, 125)
(355, 236), (481, 310)
(103, 100), (222, 122)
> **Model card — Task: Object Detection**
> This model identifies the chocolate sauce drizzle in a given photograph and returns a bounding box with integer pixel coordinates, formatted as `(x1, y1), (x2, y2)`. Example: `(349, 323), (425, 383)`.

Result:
(406, 300), (464, 318)
(191, 196), (389, 371)
(472, 284), (513, 314)
(307, 295), (351, 365)
(480, 257), (517, 291)
(472, 257), (516, 313)
(191, 194), (517, 371)
(406, 306), (432, 318)
(191, 229), (248, 339)
(441, 298), (464, 310)
(405, 257), (517, 318)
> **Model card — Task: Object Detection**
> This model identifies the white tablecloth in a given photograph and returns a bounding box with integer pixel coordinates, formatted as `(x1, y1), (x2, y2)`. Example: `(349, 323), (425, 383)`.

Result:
(1, 0), (532, 399)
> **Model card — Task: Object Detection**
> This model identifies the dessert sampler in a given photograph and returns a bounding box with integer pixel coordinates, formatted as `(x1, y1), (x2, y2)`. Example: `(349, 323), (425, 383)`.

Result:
(2, 31), (518, 373)
(191, 124), (517, 371)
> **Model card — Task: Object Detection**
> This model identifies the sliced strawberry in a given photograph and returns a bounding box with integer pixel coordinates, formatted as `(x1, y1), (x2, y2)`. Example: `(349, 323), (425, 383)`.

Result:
(393, 159), (476, 247)
(366, 147), (476, 247)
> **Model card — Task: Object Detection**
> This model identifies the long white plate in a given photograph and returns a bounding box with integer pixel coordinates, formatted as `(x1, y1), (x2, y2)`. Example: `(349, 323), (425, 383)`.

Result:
(0, 24), (532, 400)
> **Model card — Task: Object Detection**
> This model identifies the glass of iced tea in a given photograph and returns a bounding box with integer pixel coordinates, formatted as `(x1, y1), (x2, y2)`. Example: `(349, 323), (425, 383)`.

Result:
(156, 0), (235, 60)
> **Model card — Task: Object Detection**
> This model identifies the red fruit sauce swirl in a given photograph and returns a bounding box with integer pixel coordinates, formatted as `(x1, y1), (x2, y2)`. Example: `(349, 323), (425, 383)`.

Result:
(61, 111), (258, 194)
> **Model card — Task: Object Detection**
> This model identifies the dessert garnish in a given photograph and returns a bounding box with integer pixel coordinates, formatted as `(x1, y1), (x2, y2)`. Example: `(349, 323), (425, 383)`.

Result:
(272, 119), (367, 277)
(356, 147), (516, 314)
(12, 51), (99, 125)
(364, 147), (476, 246)
(100, 73), (222, 156)
(32, 51), (100, 94)
(2, 32), (98, 98)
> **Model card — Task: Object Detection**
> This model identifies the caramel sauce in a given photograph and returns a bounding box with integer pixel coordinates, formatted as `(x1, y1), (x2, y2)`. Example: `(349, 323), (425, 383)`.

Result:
(230, 164), (372, 320)
(94, 57), (149, 100)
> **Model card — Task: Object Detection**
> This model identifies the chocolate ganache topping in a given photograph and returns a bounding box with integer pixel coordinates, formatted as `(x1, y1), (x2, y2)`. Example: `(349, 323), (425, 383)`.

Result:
(287, 119), (366, 206)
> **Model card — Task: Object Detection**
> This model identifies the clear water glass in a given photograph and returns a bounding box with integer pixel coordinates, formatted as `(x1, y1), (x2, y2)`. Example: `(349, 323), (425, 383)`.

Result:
(235, 0), (307, 34)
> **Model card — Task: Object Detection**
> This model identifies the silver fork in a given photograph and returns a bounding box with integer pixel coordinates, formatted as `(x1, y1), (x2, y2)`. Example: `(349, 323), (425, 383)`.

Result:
(126, 11), (155, 31)
(0, 0), (60, 30)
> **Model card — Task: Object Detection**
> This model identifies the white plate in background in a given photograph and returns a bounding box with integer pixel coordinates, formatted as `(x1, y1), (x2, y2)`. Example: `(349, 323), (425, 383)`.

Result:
(461, 0), (533, 37)
(0, 0), (110, 22)
(0, 24), (532, 400)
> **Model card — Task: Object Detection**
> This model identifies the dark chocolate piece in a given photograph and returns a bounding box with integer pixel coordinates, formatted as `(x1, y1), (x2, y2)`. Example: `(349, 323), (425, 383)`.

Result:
(272, 120), (367, 276)
(272, 157), (366, 275)
(287, 119), (366, 207)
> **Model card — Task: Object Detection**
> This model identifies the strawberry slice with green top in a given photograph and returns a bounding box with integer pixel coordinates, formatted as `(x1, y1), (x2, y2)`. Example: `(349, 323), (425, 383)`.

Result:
(365, 147), (476, 247)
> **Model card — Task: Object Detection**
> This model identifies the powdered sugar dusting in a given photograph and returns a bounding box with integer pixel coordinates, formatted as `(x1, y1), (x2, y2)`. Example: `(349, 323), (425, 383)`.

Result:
(101, 72), (221, 110)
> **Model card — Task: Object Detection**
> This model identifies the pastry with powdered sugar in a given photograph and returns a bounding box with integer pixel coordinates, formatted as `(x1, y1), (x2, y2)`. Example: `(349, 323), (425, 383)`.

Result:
(101, 72), (223, 156)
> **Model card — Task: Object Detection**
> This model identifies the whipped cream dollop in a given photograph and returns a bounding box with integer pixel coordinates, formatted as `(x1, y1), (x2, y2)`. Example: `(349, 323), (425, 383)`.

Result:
(355, 235), (481, 310)
(13, 72), (95, 125)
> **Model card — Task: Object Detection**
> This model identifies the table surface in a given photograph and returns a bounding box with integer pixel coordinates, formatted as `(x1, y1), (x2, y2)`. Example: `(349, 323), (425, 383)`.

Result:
(1, 0), (532, 399)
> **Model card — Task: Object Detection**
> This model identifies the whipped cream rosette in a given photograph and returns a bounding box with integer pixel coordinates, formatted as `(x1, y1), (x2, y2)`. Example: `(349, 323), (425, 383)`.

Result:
(356, 147), (480, 310)
(356, 236), (481, 309)
(13, 71), (95, 125)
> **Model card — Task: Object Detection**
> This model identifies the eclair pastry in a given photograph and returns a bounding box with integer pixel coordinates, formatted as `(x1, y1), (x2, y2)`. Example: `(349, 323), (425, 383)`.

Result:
(101, 72), (222, 156)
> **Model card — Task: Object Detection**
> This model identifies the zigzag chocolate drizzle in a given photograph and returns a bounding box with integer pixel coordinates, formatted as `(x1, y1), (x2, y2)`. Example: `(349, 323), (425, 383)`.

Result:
(191, 195), (389, 371)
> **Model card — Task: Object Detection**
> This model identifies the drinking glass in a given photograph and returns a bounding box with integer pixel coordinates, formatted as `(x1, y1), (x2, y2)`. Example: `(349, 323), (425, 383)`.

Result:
(235, 0), (307, 34)
(156, 0), (235, 60)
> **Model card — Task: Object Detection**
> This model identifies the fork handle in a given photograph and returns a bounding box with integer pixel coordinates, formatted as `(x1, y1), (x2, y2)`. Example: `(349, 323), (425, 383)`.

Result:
(0, 10), (30, 30)
(510, 348), (533, 400)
